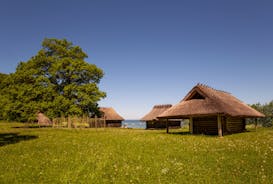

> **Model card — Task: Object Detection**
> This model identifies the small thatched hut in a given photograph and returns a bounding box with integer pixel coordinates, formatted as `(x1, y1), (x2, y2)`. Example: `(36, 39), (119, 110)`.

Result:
(158, 84), (265, 136)
(141, 104), (181, 129)
(37, 112), (52, 126)
(99, 107), (124, 127)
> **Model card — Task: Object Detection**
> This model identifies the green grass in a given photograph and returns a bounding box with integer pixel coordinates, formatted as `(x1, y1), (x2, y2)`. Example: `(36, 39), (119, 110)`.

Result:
(0, 122), (272, 184)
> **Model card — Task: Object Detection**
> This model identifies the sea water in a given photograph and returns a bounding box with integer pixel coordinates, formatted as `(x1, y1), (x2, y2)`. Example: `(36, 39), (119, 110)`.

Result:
(122, 120), (146, 129)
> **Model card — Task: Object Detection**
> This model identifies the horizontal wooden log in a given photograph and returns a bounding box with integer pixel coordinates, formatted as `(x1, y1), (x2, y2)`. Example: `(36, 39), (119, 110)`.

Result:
(226, 118), (244, 133)
(193, 116), (218, 135)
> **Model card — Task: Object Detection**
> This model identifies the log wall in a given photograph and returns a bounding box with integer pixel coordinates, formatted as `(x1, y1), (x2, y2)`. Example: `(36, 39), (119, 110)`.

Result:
(226, 117), (245, 133)
(106, 120), (122, 127)
(191, 116), (246, 135)
(193, 116), (218, 135)
(146, 120), (181, 129)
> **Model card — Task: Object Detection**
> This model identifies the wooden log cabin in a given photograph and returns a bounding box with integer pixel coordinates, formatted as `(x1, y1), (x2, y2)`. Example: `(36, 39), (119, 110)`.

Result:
(99, 107), (124, 127)
(158, 84), (265, 136)
(141, 104), (181, 129)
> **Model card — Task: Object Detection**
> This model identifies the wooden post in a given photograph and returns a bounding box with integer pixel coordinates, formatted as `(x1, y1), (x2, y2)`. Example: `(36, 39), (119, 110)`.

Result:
(95, 116), (97, 128)
(217, 114), (223, 137)
(104, 116), (106, 128)
(74, 116), (78, 129)
(91, 117), (93, 128)
(68, 116), (71, 128)
(189, 117), (193, 134)
(62, 116), (65, 127)
(166, 119), (169, 133)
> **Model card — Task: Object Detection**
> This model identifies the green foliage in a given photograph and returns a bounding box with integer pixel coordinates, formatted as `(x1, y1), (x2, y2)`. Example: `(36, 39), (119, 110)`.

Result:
(0, 38), (106, 122)
(0, 123), (273, 183)
(0, 74), (13, 120)
(249, 101), (273, 127)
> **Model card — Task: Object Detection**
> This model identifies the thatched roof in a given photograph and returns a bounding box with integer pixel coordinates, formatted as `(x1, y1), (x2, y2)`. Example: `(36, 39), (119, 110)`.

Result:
(37, 112), (52, 126)
(158, 84), (265, 119)
(99, 107), (124, 121)
(141, 104), (172, 121)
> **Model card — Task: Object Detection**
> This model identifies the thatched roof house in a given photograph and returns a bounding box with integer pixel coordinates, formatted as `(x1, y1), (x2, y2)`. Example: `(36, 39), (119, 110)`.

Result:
(99, 107), (124, 127)
(141, 104), (172, 121)
(37, 112), (52, 126)
(141, 104), (181, 129)
(159, 84), (264, 135)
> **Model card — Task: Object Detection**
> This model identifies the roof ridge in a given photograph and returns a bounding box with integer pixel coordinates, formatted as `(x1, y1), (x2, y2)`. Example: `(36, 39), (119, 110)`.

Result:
(154, 104), (172, 108)
(197, 83), (231, 94)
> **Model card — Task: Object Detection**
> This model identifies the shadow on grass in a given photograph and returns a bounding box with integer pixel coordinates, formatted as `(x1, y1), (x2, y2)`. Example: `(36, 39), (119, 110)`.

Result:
(167, 131), (251, 137)
(12, 125), (50, 129)
(163, 131), (220, 137)
(168, 131), (191, 135)
(0, 133), (38, 146)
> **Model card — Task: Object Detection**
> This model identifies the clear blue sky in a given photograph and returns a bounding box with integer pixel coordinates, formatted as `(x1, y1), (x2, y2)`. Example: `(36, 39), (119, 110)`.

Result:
(0, 0), (272, 119)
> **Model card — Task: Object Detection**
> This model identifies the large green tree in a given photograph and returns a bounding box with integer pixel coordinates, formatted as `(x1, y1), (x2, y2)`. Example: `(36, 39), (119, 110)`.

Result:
(0, 38), (106, 122)
(0, 73), (10, 120)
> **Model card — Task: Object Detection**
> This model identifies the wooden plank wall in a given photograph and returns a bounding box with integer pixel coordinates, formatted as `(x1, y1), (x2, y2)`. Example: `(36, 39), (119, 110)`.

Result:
(193, 116), (218, 135)
(226, 117), (244, 133)
(52, 116), (106, 128)
(106, 120), (122, 127)
(146, 121), (181, 129)
(192, 116), (245, 135)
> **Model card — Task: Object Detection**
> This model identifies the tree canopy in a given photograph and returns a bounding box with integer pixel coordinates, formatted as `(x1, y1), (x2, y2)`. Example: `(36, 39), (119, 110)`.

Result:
(0, 38), (106, 122)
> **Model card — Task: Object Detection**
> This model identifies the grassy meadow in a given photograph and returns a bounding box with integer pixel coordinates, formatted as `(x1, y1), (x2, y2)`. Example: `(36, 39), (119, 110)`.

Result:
(0, 122), (272, 184)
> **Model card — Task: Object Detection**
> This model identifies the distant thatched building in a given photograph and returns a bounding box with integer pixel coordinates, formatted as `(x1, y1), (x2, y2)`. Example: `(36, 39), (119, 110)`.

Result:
(99, 107), (124, 127)
(159, 84), (265, 136)
(37, 112), (52, 126)
(141, 104), (181, 129)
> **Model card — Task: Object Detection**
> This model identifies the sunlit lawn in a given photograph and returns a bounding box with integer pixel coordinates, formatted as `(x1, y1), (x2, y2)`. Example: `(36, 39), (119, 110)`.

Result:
(0, 122), (272, 183)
